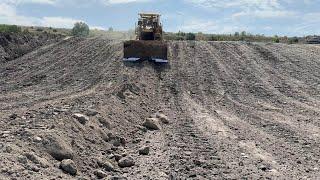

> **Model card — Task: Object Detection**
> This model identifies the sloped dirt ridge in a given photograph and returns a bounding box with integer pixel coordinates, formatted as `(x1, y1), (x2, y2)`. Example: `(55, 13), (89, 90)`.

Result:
(0, 37), (319, 179)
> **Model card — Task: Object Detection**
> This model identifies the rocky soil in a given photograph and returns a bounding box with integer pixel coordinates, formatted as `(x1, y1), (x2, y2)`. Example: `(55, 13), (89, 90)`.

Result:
(0, 32), (64, 63)
(0, 37), (320, 179)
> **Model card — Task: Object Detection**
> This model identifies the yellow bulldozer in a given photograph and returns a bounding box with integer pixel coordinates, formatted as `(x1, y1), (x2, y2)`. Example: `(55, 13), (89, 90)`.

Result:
(123, 13), (168, 63)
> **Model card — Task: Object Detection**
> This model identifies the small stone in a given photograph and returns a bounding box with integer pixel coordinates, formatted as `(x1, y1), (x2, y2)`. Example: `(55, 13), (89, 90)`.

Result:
(132, 138), (142, 144)
(110, 176), (128, 180)
(118, 156), (135, 168)
(24, 152), (50, 168)
(30, 165), (40, 172)
(9, 113), (18, 119)
(60, 159), (77, 175)
(194, 159), (204, 166)
(97, 116), (111, 129)
(72, 113), (89, 124)
(54, 108), (68, 113)
(137, 125), (147, 132)
(86, 109), (99, 116)
(101, 160), (114, 171)
(143, 118), (161, 130)
(17, 155), (28, 164)
(155, 113), (169, 124)
(5, 145), (13, 153)
(33, 136), (42, 143)
(107, 134), (125, 147)
(139, 146), (150, 155)
(94, 170), (107, 179)
(259, 164), (270, 171)
(114, 154), (122, 162)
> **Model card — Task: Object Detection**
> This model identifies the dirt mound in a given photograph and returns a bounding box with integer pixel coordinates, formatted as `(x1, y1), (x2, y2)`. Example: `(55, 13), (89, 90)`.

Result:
(0, 32), (63, 62)
(0, 37), (320, 179)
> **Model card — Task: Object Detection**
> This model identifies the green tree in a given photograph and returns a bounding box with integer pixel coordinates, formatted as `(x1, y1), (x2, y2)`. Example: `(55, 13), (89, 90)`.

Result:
(108, 27), (113, 32)
(186, 32), (196, 40)
(273, 35), (280, 43)
(72, 22), (90, 37)
(241, 31), (246, 36)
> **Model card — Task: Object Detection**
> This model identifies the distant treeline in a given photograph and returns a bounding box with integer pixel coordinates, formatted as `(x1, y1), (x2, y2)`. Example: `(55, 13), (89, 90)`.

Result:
(0, 24), (22, 33)
(164, 31), (301, 44)
(0, 24), (316, 44)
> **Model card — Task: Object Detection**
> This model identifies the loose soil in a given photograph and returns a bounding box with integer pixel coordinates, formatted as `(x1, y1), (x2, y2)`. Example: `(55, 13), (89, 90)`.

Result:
(0, 37), (319, 179)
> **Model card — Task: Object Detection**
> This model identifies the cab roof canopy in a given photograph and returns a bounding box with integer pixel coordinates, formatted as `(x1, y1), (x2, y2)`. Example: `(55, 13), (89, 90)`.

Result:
(139, 13), (160, 18)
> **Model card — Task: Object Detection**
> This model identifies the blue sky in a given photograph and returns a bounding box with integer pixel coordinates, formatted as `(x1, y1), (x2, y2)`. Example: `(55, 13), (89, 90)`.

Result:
(0, 0), (319, 36)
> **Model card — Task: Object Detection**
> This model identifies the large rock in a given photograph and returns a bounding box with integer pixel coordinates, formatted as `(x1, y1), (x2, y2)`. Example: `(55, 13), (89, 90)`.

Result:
(43, 134), (74, 161)
(72, 113), (89, 124)
(60, 159), (77, 175)
(143, 118), (161, 130)
(118, 156), (135, 168)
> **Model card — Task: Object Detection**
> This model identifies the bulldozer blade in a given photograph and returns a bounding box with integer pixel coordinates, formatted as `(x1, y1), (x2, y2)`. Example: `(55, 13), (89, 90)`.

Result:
(123, 40), (168, 63)
(123, 57), (141, 62)
(152, 58), (168, 63)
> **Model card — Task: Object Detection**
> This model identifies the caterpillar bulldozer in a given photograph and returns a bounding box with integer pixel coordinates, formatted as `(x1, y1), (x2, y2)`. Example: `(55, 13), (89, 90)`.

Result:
(123, 13), (168, 63)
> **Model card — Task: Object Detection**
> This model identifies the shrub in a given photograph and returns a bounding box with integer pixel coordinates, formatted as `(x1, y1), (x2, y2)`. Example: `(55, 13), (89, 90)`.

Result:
(289, 37), (299, 44)
(273, 35), (280, 43)
(186, 33), (196, 40)
(72, 22), (89, 37)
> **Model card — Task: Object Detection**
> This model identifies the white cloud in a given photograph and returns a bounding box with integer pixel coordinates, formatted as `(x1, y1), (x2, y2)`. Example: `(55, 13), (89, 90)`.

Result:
(291, 12), (320, 35)
(232, 10), (295, 19)
(187, 0), (295, 19)
(0, 2), (81, 28)
(102, 0), (151, 5)
(186, 0), (282, 9)
(0, 3), (16, 16)
(41, 17), (80, 28)
(18, 0), (58, 4)
(90, 26), (106, 30)
(2, 0), (58, 5)
(176, 18), (248, 34)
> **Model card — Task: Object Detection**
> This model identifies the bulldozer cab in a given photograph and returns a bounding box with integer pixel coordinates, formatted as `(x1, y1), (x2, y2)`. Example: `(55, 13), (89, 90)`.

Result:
(123, 13), (168, 63)
(136, 13), (163, 41)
